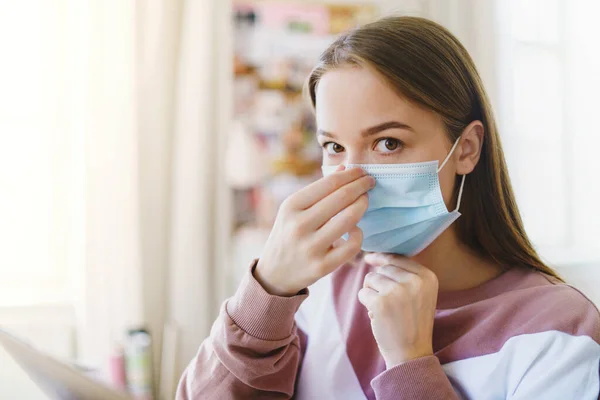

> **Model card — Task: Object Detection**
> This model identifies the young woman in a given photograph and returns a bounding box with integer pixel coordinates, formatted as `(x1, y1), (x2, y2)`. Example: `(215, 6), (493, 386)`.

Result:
(177, 16), (600, 399)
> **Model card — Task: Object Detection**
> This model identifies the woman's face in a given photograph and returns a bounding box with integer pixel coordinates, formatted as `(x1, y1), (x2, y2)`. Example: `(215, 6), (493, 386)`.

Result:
(315, 66), (469, 208)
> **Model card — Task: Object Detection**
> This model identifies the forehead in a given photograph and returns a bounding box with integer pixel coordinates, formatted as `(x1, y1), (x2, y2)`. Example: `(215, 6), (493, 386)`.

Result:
(315, 66), (440, 135)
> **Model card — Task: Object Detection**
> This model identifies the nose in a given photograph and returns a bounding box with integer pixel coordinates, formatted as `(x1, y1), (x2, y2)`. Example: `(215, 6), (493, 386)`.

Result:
(343, 149), (371, 165)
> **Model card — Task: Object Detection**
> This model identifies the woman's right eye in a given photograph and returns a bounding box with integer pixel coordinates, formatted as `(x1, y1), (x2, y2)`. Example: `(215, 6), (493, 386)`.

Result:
(323, 142), (345, 155)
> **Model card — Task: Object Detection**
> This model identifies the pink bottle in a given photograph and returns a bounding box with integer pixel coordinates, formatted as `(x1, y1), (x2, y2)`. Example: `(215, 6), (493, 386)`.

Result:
(109, 344), (127, 391)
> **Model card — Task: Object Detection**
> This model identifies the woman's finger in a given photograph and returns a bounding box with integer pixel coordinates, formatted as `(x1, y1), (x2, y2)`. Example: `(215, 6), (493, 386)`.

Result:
(312, 194), (368, 247)
(285, 166), (366, 210)
(363, 271), (397, 294)
(375, 264), (418, 284)
(304, 174), (375, 229)
(322, 226), (363, 272)
(357, 286), (378, 309)
(364, 253), (428, 275)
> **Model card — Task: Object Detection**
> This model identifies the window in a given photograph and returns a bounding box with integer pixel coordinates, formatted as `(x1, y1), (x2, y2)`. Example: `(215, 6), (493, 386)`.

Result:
(497, 0), (600, 265)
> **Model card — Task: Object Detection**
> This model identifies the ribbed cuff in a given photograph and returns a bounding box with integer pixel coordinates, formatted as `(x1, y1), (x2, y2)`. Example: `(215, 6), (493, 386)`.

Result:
(226, 260), (309, 341)
(371, 356), (457, 399)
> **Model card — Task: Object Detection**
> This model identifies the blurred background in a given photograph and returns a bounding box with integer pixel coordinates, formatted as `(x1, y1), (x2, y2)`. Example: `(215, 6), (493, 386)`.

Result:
(0, 0), (598, 398)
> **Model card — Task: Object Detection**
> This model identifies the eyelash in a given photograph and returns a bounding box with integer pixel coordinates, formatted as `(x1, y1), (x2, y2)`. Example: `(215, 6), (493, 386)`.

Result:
(321, 138), (404, 156)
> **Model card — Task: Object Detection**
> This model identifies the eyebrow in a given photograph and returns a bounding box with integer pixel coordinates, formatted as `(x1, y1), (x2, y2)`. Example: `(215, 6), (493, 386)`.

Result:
(316, 121), (414, 139)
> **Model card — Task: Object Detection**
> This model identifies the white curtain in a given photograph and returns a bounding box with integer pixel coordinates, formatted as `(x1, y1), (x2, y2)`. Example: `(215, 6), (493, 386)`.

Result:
(76, 0), (144, 368)
(73, 0), (231, 397)
(166, 0), (233, 388)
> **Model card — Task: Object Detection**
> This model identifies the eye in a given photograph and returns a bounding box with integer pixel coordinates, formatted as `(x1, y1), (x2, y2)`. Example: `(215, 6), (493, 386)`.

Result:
(323, 142), (345, 155)
(374, 138), (402, 153)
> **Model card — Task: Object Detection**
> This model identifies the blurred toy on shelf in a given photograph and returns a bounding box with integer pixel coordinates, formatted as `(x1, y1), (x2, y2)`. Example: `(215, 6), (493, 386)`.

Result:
(272, 120), (320, 176)
(329, 5), (376, 34)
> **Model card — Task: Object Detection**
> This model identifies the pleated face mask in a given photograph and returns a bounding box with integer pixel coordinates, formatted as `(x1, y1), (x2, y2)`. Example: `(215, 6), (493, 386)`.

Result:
(321, 138), (466, 257)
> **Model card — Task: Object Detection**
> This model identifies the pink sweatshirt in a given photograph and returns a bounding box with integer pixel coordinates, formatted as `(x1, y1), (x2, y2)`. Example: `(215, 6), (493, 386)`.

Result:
(177, 256), (600, 399)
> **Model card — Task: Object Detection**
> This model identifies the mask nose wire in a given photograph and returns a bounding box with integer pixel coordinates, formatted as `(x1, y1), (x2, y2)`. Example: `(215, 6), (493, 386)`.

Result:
(436, 136), (466, 212)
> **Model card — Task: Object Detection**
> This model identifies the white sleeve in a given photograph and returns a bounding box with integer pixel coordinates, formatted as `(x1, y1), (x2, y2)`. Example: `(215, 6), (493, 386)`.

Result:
(442, 330), (600, 399)
(508, 331), (600, 399)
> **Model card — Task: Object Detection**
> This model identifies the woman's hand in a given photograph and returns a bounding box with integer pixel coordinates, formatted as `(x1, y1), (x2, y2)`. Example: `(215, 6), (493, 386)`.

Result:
(359, 253), (439, 369)
(255, 166), (374, 297)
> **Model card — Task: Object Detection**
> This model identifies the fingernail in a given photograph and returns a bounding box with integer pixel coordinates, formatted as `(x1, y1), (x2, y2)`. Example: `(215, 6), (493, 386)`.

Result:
(336, 164), (346, 171)
(367, 176), (376, 188)
(364, 253), (376, 261)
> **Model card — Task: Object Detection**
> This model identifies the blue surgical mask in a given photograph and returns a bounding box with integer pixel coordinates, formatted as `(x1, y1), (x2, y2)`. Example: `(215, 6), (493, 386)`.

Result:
(321, 138), (465, 256)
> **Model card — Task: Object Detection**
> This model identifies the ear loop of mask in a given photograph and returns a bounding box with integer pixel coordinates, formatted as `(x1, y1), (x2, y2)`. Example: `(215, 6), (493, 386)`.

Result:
(437, 136), (466, 212)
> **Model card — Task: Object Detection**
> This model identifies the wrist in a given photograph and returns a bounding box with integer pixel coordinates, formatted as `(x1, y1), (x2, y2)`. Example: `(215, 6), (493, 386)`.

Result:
(383, 348), (433, 369)
(254, 260), (299, 297)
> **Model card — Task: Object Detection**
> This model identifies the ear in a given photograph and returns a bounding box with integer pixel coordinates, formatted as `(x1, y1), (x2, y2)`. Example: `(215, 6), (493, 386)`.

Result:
(455, 120), (484, 175)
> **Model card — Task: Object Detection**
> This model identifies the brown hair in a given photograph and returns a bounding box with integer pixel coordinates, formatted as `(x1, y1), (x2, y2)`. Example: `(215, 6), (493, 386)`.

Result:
(307, 16), (561, 279)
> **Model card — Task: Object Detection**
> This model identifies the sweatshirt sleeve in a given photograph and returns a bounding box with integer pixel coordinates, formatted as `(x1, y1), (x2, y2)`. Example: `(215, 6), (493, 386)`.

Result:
(371, 356), (459, 399)
(176, 261), (309, 400)
(507, 331), (600, 399)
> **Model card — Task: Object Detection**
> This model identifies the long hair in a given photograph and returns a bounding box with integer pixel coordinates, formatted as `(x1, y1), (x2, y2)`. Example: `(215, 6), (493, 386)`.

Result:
(307, 16), (561, 279)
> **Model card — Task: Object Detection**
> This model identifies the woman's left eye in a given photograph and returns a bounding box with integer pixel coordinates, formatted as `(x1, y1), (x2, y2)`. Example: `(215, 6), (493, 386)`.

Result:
(374, 138), (402, 153)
